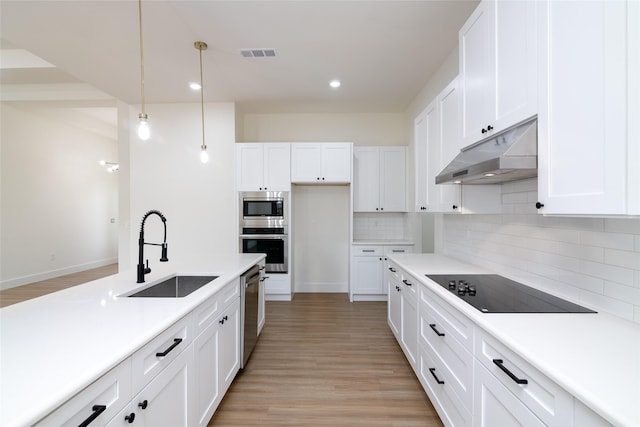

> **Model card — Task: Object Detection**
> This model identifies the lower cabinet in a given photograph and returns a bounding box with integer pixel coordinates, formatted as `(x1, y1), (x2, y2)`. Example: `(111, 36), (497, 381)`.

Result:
(351, 244), (413, 301)
(263, 273), (292, 301)
(389, 263), (599, 427)
(108, 348), (194, 426)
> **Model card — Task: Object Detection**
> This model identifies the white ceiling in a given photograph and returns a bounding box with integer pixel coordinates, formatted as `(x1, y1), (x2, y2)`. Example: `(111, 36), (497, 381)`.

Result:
(1, 0), (478, 114)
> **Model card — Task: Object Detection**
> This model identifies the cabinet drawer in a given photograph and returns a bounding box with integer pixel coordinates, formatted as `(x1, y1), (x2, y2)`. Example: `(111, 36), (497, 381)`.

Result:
(418, 343), (472, 427)
(420, 282), (474, 353)
(220, 278), (240, 307)
(385, 260), (401, 281)
(400, 272), (418, 297)
(383, 245), (413, 256)
(475, 330), (573, 427)
(35, 359), (131, 427)
(132, 316), (192, 392)
(352, 245), (383, 256)
(419, 305), (473, 409)
(193, 293), (220, 338)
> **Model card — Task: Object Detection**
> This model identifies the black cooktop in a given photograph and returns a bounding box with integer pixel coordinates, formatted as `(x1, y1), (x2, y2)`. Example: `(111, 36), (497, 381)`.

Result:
(426, 274), (596, 313)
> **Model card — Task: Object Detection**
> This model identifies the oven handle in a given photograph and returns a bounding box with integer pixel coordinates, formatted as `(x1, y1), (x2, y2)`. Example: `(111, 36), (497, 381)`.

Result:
(240, 234), (287, 239)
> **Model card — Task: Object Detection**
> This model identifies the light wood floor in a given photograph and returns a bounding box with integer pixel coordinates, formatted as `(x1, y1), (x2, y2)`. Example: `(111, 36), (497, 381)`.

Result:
(0, 269), (443, 426)
(209, 293), (443, 427)
(0, 264), (119, 308)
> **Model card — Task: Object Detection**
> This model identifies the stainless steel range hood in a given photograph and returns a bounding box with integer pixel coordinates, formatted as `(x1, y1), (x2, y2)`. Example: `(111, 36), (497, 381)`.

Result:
(436, 118), (537, 185)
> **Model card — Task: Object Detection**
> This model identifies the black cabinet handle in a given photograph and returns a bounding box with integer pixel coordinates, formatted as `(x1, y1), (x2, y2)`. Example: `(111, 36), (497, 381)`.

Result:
(138, 400), (148, 410)
(155, 338), (183, 357)
(322, 177), (325, 180)
(429, 368), (445, 384)
(535, 202), (544, 209)
(429, 324), (445, 337)
(481, 128), (487, 134)
(493, 359), (528, 384)
(487, 125), (494, 131)
(388, 267), (396, 272)
(452, 205), (458, 210)
(402, 279), (412, 286)
(395, 286), (401, 292)
(380, 208), (384, 211)
(78, 405), (107, 427)
(124, 412), (136, 423)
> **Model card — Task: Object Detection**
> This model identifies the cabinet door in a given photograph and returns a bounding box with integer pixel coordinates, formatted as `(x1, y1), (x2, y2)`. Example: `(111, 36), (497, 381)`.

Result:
(193, 320), (220, 427)
(492, 0), (537, 132)
(108, 348), (193, 427)
(387, 275), (402, 339)
(414, 105), (432, 212)
(460, 1), (493, 146)
(435, 78), (462, 213)
(400, 284), (418, 369)
(474, 361), (545, 427)
(258, 263), (266, 335)
(537, 0), (638, 215)
(236, 144), (265, 191)
(322, 143), (352, 183)
(380, 147), (406, 212)
(353, 147), (380, 212)
(352, 256), (383, 294)
(263, 143), (291, 191)
(219, 299), (240, 391)
(291, 144), (322, 183)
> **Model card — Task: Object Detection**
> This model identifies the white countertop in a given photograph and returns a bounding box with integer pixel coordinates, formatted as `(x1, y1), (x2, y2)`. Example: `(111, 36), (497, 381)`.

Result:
(0, 254), (264, 427)
(389, 254), (640, 427)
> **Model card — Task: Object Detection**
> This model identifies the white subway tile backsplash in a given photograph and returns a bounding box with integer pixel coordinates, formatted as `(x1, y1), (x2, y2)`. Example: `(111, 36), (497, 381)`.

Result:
(441, 178), (640, 323)
(353, 212), (411, 241)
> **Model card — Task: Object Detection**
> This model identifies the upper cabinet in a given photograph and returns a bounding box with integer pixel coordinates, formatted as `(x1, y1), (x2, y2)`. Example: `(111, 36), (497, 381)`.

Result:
(236, 143), (291, 191)
(536, 0), (640, 215)
(291, 143), (352, 184)
(459, 0), (537, 147)
(354, 146), (407, 212)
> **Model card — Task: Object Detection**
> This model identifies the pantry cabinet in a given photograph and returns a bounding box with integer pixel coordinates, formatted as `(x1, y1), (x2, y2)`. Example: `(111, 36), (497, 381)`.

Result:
(459, 0), (537, 147)
(236, 143), (291, 192)
(291, 143), (352, 184)
(536, 0), (640, 215)
(354, 146), (407, 212)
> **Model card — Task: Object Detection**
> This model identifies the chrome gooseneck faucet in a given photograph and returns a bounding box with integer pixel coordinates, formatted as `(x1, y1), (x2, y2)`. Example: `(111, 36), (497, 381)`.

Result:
(137, 210), (169, 283)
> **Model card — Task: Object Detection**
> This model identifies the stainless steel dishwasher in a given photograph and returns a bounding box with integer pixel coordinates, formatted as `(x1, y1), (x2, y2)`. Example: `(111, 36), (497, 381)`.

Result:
(240, 264), (260, 369)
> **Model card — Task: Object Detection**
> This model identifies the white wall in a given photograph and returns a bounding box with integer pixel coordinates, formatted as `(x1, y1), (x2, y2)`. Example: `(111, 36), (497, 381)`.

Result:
(0, 102), (118, 289)
(240, 113), (406, 146)
(128, 103), (236, 268)
(292, 185), (350, 292)
(441, 179), (640, 324)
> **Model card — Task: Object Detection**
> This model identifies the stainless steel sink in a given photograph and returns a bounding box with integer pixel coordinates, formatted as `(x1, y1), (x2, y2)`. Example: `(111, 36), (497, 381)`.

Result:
(127, 275), (218, 298)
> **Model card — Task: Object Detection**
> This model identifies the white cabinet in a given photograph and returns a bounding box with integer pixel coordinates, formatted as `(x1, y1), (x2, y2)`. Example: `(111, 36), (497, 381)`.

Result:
(192, 310), (221, 427)
(536, 0), (640, 215)
(218, 298), (241, 392)
(108, 348), (193, 427)
(258, 262), (266, 335)
(413, 78), (500, 214)
(399, 273), (418, 370)
(263, 273), (292, 300)
(35, 360), (132, 427)
(354, 147), (407, 212)
(351, 245), (413, 301)
(459, 0), (537, 147)
(387, 260), (402, 339)
(291, 143), (352, 184)
(236, 143), (291, 191)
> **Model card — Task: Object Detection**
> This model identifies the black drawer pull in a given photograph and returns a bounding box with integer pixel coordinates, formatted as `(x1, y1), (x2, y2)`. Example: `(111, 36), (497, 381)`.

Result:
(429, 324), (445, 337)
(78, 404), (107, 427)
(493, 359), (528, 384)
(429, 368), (445, 384)
(138, 399), (148, 410)
(388, 267), (396, 273)
(402, 279), (412, 286)
(156, 338), (183, 357)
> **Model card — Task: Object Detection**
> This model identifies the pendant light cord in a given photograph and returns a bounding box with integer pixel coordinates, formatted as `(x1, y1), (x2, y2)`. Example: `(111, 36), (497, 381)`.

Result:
(198, 43), (206, 150)
(138, 0), (146, 116)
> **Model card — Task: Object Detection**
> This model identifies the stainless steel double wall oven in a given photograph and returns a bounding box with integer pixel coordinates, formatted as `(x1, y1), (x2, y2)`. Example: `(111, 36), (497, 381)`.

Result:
(239, 191), (288, 273)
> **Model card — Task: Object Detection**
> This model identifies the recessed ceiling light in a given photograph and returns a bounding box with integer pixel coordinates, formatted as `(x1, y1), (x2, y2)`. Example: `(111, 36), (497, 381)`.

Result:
(453, 180), (462, 184)
(329, 80), (341, 88)
(189, 82), (201, 90)
(483, 173), (496, 177)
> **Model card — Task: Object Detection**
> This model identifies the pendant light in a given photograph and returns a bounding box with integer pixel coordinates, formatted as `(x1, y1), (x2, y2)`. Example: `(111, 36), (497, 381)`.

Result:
(194, 41), (209, 163)
(137, 0), (150, 140)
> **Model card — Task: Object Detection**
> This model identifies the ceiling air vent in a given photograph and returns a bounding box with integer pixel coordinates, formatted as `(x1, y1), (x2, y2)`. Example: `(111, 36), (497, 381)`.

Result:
(240, 49), (277, 58)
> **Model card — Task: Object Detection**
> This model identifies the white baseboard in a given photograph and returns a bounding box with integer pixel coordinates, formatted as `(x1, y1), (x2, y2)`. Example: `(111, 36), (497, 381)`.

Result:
(0, 258), (118, 291)
(265, 294), (292, 301)
(352, 294), (388, 302)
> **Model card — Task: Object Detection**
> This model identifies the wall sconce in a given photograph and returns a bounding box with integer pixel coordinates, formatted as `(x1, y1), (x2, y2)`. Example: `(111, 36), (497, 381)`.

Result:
(194, 41), (209, 164)
(99, 160), (120, 173)
(137, 0), (150, 141)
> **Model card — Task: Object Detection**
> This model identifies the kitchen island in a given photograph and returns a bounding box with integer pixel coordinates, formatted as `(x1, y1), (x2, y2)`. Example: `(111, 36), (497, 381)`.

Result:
(388, 254), (640, 427)
(0, 253), (264, 426)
